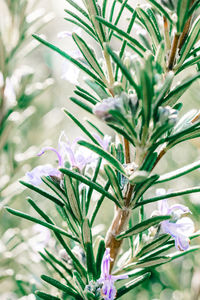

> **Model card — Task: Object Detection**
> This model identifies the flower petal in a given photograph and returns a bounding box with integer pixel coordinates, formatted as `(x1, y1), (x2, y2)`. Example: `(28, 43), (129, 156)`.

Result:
(38, 146), (63, 167)
(112, 274), (128, 281)
(26, 164), (59, 186)
(168, 204), (191, 216)
(158, 199), (169, 215)
(175, 234), (190, 251)
(92, 133), (111, 150)
(176, 217), (195, 236)
(61, 60), (80, 85)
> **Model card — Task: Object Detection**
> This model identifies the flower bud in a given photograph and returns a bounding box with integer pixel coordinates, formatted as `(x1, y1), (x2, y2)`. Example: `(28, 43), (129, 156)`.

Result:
(112, 82), (123, 95)
(128, 93), (139, 116)
(93, 94), (125, 121)
(158, 106), (178, 126)
(84, 281), (102, 299)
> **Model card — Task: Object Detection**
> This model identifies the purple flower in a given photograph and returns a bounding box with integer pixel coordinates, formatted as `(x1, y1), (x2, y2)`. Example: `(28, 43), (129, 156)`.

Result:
(98, 248), (128, 300)
(61, 50), (82, 85)
(26, 164), (60, 186)
(57, 27), (82, 39)
(26, 132), (67, 185)
(26, 132), (111, 186)
(93, 96), (123, 120)
(57, 27), (83, 85)
(93, 133), (111, 151)
(158, 199), (194, 251)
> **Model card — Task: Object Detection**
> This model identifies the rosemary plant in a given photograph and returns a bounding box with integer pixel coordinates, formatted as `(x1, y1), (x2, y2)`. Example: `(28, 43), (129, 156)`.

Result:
(6, 0), (200, 299)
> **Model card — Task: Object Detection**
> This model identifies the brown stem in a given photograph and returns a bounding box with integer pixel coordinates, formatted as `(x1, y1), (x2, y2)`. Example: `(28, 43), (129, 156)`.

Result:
(178, 18), (191, 52)
(178, 0), (195, 52)
(105, 136), (133, 270)
(105, 208), (131, 270)
(152, 147), (167, 171)
(124, 137), (130, 164)
(163, 16), (171, 52)
(168, 33), (180, 70)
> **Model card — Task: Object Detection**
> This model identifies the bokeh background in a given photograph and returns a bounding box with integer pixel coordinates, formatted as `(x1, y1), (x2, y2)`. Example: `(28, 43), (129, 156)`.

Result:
(0, 0), (200, 299)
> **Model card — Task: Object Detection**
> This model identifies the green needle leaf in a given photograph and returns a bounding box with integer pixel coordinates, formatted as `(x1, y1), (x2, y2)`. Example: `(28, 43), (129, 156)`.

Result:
(36, 291), (61, 300)
(105, 44), (139, 96)
(66, 0), (90, 20)
(136, 186), (200, 207)
(96, 16), (147, 53)
(32, 34), (106, 87)
(136, 234), (171, 258)
(116, 273), (151, 299)
(176, 15), (200, 68)
(72, 33), (107, 82)
(20, 180), (64, 207)
(146, 0), (173, 23)
(44, 249), (72, 276)
(176, 0), (191, 33)
(77, 139), (126, 175)
(169, 246), (200, 260)
(6, 207), (79, 242)
(136, 7), (161, 48)
(60, 168), (120, 206)
(64, 109), (101, 145)
(116, 216), (171, 239)
(123, 256), (171, 272)
(163, 72), (200, 106)
(104, 164), (123, 202)
(69, 96), (93, 114)
(41, 275), (82, 299)
(155, 160), (200, 184)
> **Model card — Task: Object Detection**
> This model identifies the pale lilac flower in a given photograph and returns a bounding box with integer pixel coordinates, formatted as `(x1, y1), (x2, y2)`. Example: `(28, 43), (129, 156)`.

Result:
(58, 27), (83, 84)
(158, 199), (194, 251)
(64, 133), (111, 169)
(61, 59), (80, 85)
(93, 96), (123, 120)
(26, 132), (110, 186)
(26, 132), (67, 185)
(93, 93), (132, 121)
(31, 224), (51, 252)
(57, 31), (73, 39)
(61, 50), (82, 85)
(92, 133), (111, 151)
(26, 164), (60, 186)
(60, 134), (95, 170)
(57, 27), (82, 39)
(28, 224), (51, 263)
(98, 248), (128, 300)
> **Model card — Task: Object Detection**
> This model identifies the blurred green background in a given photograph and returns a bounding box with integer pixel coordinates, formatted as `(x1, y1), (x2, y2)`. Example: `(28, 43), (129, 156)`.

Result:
(0, 0), (199, 299)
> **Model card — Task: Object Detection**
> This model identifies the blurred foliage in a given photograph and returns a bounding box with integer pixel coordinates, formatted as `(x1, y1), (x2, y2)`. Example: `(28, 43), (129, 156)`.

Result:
(0, 0), (56, 298)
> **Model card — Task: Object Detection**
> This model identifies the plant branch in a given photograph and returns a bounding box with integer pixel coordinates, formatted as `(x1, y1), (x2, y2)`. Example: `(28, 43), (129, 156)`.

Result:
(178, 0), (195, 52)
(105, 136), (134, 270)
(168, 33), (180, 70)
(105, 208), (131, 270)
(163, 16), (171, 52)
(124, 137), (131, 164)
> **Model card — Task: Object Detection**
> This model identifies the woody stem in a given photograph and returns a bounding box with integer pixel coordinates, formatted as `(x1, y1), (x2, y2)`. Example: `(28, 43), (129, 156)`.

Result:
(105, 137), (133, 271)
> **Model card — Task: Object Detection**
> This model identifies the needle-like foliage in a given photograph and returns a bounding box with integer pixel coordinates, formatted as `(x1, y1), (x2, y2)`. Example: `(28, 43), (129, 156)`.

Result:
(6, 0), (200, 299)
